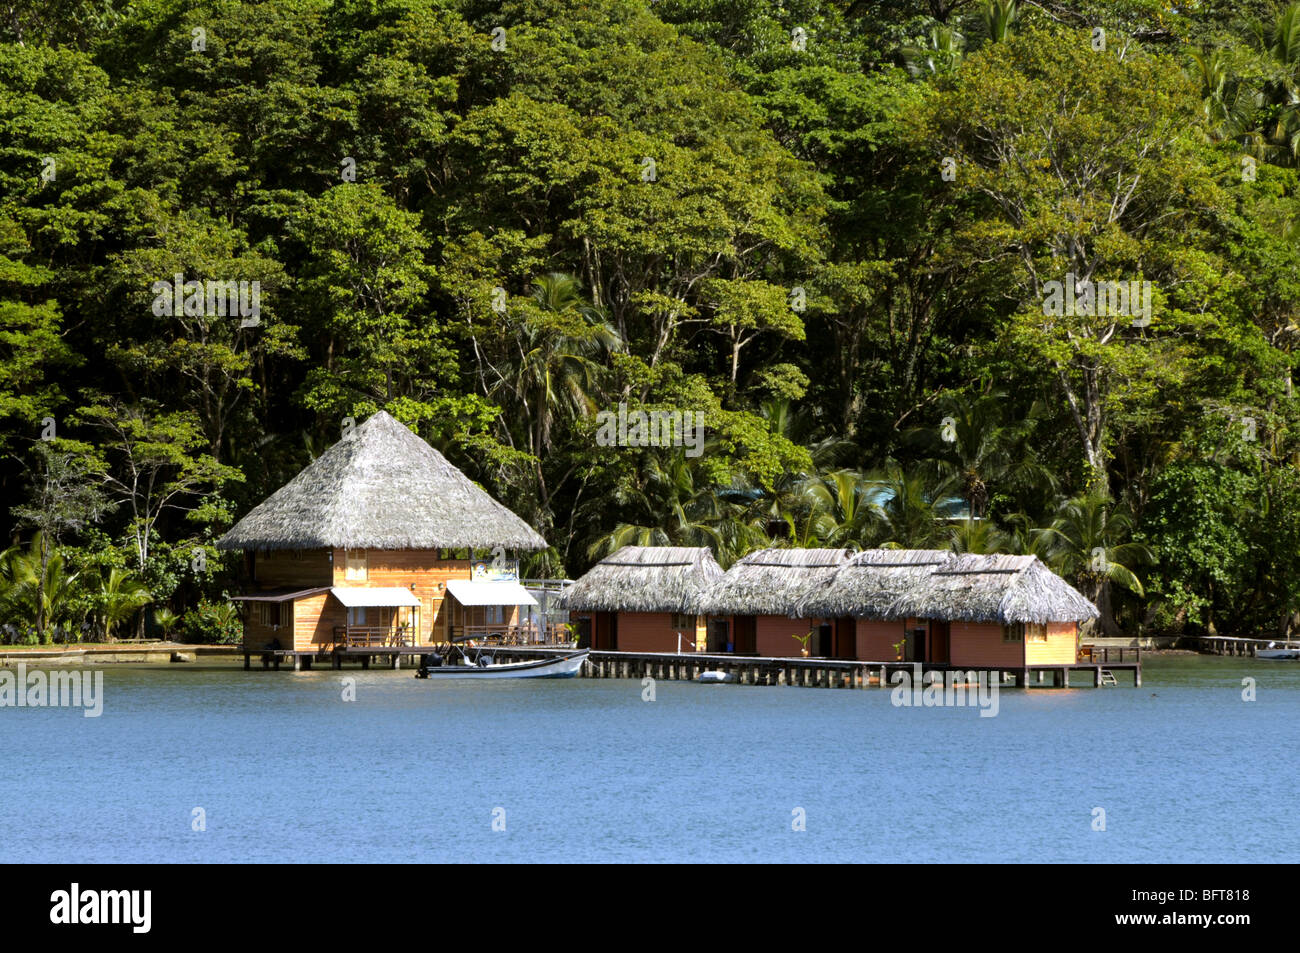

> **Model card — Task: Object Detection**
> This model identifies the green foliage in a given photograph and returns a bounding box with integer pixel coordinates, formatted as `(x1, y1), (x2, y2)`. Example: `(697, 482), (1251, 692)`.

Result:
(181, 598), (241, 645)
(2, 0), (1300, 638)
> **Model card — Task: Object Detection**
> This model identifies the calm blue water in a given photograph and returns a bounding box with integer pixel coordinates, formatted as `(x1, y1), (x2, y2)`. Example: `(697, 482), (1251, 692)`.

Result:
(0, 655), (1295, 862)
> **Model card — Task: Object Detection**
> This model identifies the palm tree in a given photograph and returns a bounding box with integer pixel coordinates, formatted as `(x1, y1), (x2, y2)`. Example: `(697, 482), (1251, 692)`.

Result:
(862, 467), (951, 549)
(1252, 3), (1300, 165)
(152, 606), (180, 640)
(1188, 48), (1257, 143)
(981, 0), (1019, 44)
(586, 449), (762, 567)
(5, 537), (80, 644)
(947, 516), (1011, 554)
(901, 24), (966, 78)
(1037, 493), (1153, 636)
(794, 469), (878, 548)
(906, 390), (1057, 520)
(512, 272), (621, 458)
(95, 568), (152, 641)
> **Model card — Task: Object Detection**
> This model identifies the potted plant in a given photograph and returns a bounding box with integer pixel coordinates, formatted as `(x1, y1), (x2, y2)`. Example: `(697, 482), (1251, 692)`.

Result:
(792, 630), (813, 658)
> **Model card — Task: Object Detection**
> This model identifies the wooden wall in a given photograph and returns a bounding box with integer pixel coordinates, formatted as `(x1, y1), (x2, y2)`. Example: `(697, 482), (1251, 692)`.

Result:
(754, 615), (817, 657)
(293, 591), (345, 651)
(254, 548), (332, 588)
(1025, 621), (1078, 665)
(330, 548), (471, 644)
(948, 621), (1024, 667)
(855, 619), (904, 661)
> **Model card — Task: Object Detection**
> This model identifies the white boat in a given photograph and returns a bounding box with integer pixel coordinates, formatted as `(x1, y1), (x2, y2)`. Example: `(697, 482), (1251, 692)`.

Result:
(416, 649), (589, 679)
(1257, 646), (1300, 660)
(697, 670), (736, 684)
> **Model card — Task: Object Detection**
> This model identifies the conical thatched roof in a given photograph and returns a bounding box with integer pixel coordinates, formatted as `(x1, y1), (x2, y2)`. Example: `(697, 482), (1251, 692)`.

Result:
(795, 549), (952, 620)
(562, 546), (724, 613)
(879, 553), (1098, 625)
(217, 411), (547, 552)
(697, 548), (854, 617)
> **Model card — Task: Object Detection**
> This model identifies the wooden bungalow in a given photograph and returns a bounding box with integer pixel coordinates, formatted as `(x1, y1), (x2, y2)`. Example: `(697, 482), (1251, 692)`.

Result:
(696, 548), (855, 657)
(562, 546), (723, 652)
(217, 411), (549, 654)
(796, 551), (1099, 665)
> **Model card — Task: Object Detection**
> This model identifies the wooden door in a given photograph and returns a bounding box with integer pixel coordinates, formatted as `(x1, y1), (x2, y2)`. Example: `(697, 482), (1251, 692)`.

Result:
(834, 617), (856, 659)
(732, 616), (757, 654)
(929, 620), (950, 663)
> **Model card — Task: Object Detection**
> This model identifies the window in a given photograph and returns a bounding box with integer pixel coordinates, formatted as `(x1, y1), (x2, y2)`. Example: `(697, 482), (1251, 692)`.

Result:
(347, 607), (366, 627)
(257, 602), (282, 628)
(345, 549), (368, 581)
(1002, 627), (1023, 643)
(671, 613), (694, 630)
(1025, 623), (1048, 643)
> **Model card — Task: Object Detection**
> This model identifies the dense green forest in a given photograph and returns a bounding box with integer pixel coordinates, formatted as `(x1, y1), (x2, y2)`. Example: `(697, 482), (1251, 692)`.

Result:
(3, 0), (1300, 643)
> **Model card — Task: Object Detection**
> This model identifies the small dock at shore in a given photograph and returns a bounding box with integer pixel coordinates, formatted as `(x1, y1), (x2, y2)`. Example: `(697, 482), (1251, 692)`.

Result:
(246, 645), (1141, 687)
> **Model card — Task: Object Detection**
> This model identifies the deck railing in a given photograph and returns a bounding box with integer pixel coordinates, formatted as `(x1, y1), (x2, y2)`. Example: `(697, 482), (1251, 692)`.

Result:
(1079, 644), (1142, 664)
(333, 624), (414, 648)
(449, 623), (574, 646)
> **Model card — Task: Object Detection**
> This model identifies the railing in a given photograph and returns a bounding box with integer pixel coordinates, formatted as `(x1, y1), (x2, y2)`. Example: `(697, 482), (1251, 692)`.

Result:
(1079, 644), (1142, 664)
(449, 623), (575, 646)
(333, 624), (413, 648)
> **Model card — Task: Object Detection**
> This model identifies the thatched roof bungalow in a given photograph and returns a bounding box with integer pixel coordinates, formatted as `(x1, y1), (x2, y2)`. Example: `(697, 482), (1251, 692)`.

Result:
(884, 553), (1099, 627)
(563, 546), (723, 652)
(697, 548), (856, 657)
(218, 411), (548, 653)
(791, 550), (1097, 666)
(218, 410), (546, 553)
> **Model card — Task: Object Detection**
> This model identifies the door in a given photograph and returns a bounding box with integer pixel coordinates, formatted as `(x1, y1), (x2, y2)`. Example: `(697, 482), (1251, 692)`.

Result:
(576, 615), (592, 649)
(904, 627), (925, 662)
(732, 616), (757, 655)
(816, 623), (833, 658)
(834, 617), (856, 659)
(707, 619), (728, 653)
(592, 612), (618, 650)
(929, 620), (950, 663)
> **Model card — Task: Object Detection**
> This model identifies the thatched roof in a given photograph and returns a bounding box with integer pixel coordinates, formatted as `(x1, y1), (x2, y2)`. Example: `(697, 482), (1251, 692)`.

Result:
(562, 546), (724, 613)
(795, 549), (952, 620)
(697, 548), (854, 617)
(879, 553), (1099, 625)
(217, 411), (547, 552)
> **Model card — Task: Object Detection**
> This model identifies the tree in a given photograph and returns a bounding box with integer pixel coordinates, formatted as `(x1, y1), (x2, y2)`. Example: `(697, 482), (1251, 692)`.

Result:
(1039, 492), (1153, 635)
(9, 441), (112, 640)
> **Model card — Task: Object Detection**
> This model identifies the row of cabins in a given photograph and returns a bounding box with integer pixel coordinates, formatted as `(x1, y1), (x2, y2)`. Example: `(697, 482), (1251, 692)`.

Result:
(220, 410), (1097, 671)
(219, 411), (553, 653)
(562, 546), (1099, 668)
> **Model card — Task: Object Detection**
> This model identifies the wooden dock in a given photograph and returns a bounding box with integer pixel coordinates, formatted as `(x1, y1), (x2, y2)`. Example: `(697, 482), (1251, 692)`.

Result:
(1188, 635), (1299, 657)
(245, 645), (1142, 688)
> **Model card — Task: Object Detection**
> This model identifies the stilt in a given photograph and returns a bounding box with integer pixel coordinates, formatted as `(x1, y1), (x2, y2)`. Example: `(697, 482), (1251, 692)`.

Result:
(243, 652), (250, 671)
(293, 654), (303, 672)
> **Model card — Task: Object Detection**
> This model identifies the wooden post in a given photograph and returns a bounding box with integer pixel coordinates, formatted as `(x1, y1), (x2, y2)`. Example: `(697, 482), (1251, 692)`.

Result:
(1061, 667), (1069, 688)
(1093, 666), (1102, 687)
(243, 652), (250, 671)
(293, 654), (302, 672)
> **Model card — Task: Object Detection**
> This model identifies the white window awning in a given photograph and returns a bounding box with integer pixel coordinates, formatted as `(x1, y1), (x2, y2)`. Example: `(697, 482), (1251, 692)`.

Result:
(445, 579), (538, 607)
(330, 586), (422, 608)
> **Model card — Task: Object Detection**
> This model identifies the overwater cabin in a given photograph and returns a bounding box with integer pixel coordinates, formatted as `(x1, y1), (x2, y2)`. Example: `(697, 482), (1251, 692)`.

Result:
(217, 411), (549, 653)
(614, 545), (1099, 664)
(879, 552), (1097, 666)
(563, 546), (723, 652)
(696, 548), (856, 657)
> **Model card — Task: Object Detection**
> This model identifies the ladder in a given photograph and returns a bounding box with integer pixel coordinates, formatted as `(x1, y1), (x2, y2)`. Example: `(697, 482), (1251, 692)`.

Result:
(1099, 669), (1118, 686)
